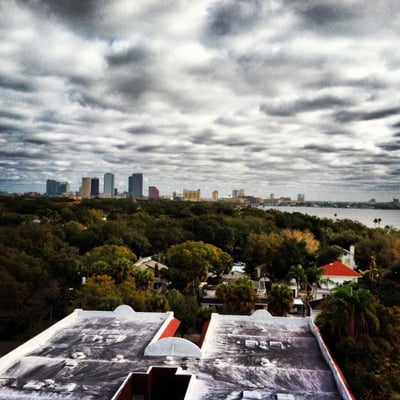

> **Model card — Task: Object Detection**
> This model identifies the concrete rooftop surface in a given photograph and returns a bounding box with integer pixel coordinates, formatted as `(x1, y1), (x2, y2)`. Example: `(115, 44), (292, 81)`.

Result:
(0, 306), (353, 400)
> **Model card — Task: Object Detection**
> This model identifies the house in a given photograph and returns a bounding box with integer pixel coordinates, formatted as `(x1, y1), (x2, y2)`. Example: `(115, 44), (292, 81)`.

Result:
(320, 261), (361, 288)
(0, 306), (354, 399)
(134, 256), (169, 292)
(338, 245), (356, 270)
(312, 261), (361, 302)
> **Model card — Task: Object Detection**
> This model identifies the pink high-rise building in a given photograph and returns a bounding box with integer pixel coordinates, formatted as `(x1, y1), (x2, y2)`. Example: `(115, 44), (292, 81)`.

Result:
(148, 186), (160, 199)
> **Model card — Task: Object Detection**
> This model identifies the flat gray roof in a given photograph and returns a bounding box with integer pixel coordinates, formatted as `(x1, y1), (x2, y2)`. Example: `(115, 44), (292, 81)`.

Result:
(0, 306), (352, 400)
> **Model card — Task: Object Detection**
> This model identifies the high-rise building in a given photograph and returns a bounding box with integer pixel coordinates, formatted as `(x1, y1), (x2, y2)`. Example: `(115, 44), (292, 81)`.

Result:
(81, 177), (91, 198)
(212, 190), (218, 201)
(128, 173), (143, 198)
(46, 179), (60, 196)
(148, 186), (160, 199)
(59, 182), (70, 194)
(90, 177), (99, 196)
(104, 173), (115, 196)
(183, 189), (201, 201)
(232, 189), (245, 197)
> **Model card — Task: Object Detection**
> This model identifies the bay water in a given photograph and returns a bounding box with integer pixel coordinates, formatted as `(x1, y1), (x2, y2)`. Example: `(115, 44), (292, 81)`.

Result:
(263, 206), (400, 229)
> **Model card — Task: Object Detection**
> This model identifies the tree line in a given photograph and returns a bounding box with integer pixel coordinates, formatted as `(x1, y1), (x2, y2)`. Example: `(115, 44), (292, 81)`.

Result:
(0, 196), (399, 399)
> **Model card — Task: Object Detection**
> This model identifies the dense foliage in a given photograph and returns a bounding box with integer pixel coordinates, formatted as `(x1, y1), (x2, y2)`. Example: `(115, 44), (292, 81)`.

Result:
(0, 196), (399, 398)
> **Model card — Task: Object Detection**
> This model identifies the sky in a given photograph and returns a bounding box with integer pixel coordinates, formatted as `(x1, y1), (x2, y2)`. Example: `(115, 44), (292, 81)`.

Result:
(1, 0), (400, 201)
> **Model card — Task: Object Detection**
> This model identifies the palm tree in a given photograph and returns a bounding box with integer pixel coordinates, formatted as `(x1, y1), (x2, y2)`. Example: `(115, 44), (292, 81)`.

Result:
(316, 284), (379, 342)
(267, 283), (293, 316)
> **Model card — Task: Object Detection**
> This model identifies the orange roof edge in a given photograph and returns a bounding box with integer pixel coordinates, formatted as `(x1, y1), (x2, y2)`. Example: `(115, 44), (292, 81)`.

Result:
(159, 317), (181, 339)
(198, 320), (210, 348)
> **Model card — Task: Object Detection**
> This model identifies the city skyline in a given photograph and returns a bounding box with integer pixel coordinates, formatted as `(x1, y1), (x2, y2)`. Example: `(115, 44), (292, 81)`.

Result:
(2, 1), (400, 202)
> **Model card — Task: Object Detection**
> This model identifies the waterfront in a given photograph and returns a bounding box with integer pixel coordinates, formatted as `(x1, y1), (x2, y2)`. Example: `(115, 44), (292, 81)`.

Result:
(263, 206), (400, 229)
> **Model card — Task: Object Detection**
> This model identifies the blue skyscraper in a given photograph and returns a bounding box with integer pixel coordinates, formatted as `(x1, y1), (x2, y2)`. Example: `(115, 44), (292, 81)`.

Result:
(104, 173), (115, 196)
(46, 179), (60, 196)
(90, 177), (100, 196)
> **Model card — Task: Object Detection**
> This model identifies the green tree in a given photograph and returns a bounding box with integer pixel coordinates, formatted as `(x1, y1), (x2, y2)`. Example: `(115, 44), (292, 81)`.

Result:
(267, 283), (293, 316)
(81, 245), (137, 282)
(145, 293), (170, 312)
(165, 289), (201, 334)
(216, 277), (257, 315)
(133, 268), (154, 291)
(316, 285), (379, 342)
(286, 264), (306, 294)
(164, 241), (232, 291)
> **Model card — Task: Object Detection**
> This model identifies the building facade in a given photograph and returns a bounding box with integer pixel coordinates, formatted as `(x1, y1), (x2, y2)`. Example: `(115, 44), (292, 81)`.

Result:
(90, 177), (99, 196)
(148, 186), (160, 199)
(128, 173), (143, 198)
(183, 189), (201, 201)
(46, 179), (59, 196)
(81, 177), (91, 198)
(104, 173), (115, 196)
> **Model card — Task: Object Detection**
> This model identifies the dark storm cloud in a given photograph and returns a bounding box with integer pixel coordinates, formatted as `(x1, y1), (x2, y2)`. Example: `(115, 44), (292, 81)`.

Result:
(18, 0), (104, 34)
(0, 110), (27, 121)
(106, 46), (149, 67)
(0, 73), (33, 93)
(24, 137), (51, 146)
(259, 95), (350, 117)
(297, 2), (357, 29)
(126, 126), (156, 135)
(67, 89), (120, 111)
(303, 144), (339, 153)
(0, 149), (49, 159)
(377, 141), (400, 152)
(0, 123), (26, 135)
(205, 0), (263, 38)
(333, 107), (400, 123)
(136, 145), (160, 153)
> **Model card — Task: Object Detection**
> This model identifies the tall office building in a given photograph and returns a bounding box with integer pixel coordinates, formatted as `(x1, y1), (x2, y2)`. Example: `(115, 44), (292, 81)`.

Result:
(59, 182), (70, 194)
(81, 177), (91, 198)
(46, 179), (60, 196)
(104, 173), (115, 196)
(148, 186), (160, 199)
(212, 190), (218, 201)
(128, 173), (143, 198)
(90, 177), (100, 196)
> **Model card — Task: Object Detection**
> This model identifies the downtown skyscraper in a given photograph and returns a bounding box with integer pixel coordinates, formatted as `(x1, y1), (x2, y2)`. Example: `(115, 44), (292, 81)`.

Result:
(104, 173), (115, 196)
(128, 173), (143, 198)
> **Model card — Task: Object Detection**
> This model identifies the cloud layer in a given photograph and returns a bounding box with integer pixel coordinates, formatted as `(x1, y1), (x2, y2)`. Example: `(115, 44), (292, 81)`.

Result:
(1, 0), (400, 200)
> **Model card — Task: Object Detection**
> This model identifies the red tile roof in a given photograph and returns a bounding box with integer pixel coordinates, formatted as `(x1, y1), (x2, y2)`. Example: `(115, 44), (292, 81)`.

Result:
(320, 261), (361, 277)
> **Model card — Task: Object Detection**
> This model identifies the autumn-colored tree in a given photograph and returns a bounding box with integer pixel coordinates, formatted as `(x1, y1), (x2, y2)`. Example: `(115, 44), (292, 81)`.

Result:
(73, 275), (122, 310)
(282, 229), (320, 253)
(118, 277), (148, 311)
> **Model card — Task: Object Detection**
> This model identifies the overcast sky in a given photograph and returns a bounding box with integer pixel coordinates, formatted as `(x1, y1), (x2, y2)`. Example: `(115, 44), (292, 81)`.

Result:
(2, 0), (400, 201)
